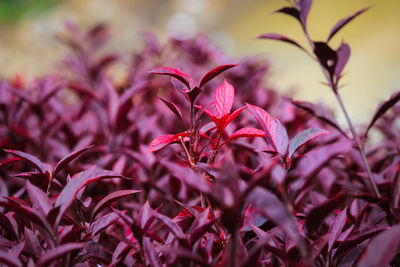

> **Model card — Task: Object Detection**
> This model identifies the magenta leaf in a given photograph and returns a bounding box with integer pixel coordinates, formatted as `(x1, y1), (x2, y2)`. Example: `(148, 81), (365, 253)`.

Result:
(149, 67), (194, 91)
(37, 243), (85, 267)
(258, 33), (306, 52)
(91, 189), (141, 221)
(53, 145), (94, 176)
(213, 80), (234, 119)
(246, 103), (288, 155)
(356, 225), (400, 267)
(335, 42), (351, 79)
(146, 133), (189, 153)
(0, 157), (22, 171)
(222, 127), (265, 146)
(26, 181), (52, 215)
(328, 207), (347, 252)
(327, 7), (370, 42)
(0, 212), (18, 241)
(288, 128), (329, 159)
(151, 209), (186, 240)
(365, 91), (400, 137)
(4, 149), (46, 174)
(223, 106), (246, 129)
(199, 64), (237, 88)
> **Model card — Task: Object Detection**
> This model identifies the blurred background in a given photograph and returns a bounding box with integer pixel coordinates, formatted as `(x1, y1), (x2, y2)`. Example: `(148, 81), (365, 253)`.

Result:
(0, 0), (399, 124)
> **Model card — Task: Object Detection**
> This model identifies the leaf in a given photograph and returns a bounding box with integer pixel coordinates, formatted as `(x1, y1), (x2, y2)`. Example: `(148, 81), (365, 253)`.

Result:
(223, 106), (246, 129)
(313, 42), (337, 77)
(151, 209), (186, 239)
(0, 212), (18, 241)
(37, 243), (85, 267)
(199, 64), (237, 88)
(222, 127), (265, 146)
(356, 225), (400, 267)
(91, 190), (141, 221)
(146, 133), (188, 153)
(246, 103), (288, 155)
(328, 207), (347, 252)
(149, 67), (193, 91)
(53, 145), (93, 176)
(327, 7), (370, 42)
(91, 212), (119, 236)
(275, 7), (300, 22)
(288, 128), (330, 159)
(0, 251), (22, 267)
(299, 0), (312, 27)
(365, 91), (400, 137)
(4, 149), (46, 174)
(335, 42), (351, 79)
(26, 181), (52, 215)
(143, 237), (163, 267)
(213, 80), (234, 119)
(291, 99), (346, 136)
(258, 33), (306, 52)
(0, 157), (22, 171)
(158, 96), (186, 127)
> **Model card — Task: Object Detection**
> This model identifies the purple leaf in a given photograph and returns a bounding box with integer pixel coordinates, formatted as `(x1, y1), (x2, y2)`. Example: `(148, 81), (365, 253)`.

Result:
(0, 212), (18, 241)
(158, 96), (186, 127)
(149, 67), (194, 91)
(299, 0), (312, 27)
(26, 181), (52, 215)
(246, 103), (288, 155)
(151, 209), (186, 239)
(91, 212), (119, 236)
(199, 64), (237, 88)
(258, 33), (306, 52)
(313, 42), (337, 77)
(356, 225), (400, 267)
(213, 80), (234, 119)
(0, 251), (22, 267)
(0, 157), (22, 172)
(328, 207), (347, 251)
(222, 127), (265, 146)
(91, 189), (141, 221)
(335, 42), (351, 79)
(143, 237), (163, 267)
(4, 149), (46, 174)
(288, 128), (329, 159)
(53, 145), (94, 176)
(327, 7), (370, 42)
(365, 91), (400, 137)
(37, 243), (85, 267)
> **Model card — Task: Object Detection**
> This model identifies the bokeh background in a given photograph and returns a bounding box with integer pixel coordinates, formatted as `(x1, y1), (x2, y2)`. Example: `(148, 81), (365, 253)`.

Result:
(0, 0), (399, 124)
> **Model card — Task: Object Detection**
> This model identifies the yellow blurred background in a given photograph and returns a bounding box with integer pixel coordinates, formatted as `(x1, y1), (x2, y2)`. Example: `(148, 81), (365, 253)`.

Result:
(0, 0), (399, 124)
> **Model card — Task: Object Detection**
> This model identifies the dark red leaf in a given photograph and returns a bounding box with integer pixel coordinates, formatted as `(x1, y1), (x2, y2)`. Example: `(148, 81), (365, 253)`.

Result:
(189, 208), (214, 244)
(0, 212), (18, 241)
(149, 67), (193, 91)
(53, 145), (94, 176)
(313, 42), (337, 77)
(327, 7), (370, 42)
(0, 157), (21, 172)
(91, 189), (140, 221)
(365, 91), (400, 137)
(213, 80), (234, 119)
(356, 225), (400, 267)
(258, 33), (306, 52)
(199, 64), (237, 88)
(246, 103), (288, 154)
(223, 106), (246, 130)
(158, 96), (186, 127)
(143, 237), (163, 267)
(37, 243), (85, 267)
(274, 7), (300, 22)
(222, 127), (265, 146)
(288, 128), (329, 159)
(4, 149), (46, 174)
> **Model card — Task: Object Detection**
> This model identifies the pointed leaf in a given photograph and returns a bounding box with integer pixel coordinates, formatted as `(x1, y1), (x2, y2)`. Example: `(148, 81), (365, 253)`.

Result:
(222, 127), (265, 146)
(356, 225), (400, 267)
(146, 133), (188, 153)
(4, 149), (46, 174)
(151, 209), (185, 239)
(365, 91), (400, 136)
(328, 207), (347, 251)
(299, 0), (312, 27)
(26, 181), (52, 215)
(327, 7), (370, 42)
(313, 42), (337, 77)
(199, 64), (237, 88)
(149, 67), (193, 91)
(258, 33), (306, 52)
(223, 106), (246, 129)
(53, 145), (94, 176)
(335, 42), (351, 79)
(159, 96), (186, 126)
(0, 157), (22, 171)
(213, 80), (234, 119)
(275, 7), (300, 22)
(288, 128), (329, 159)
(37, 243), (85, 267)
(0, 251), (22, 267)
(91, 190), (141, 221)
(143, 237), (163, 267)
(246, 103), (288, 154)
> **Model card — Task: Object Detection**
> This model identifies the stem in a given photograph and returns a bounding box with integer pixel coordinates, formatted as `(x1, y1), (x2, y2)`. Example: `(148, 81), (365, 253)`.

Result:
(302, 28), (381, 198)
(335, 93), (381, 197)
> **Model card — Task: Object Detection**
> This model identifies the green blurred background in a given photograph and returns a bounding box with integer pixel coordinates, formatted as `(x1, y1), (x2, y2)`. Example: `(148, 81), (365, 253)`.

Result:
(0, 0), (399, 124)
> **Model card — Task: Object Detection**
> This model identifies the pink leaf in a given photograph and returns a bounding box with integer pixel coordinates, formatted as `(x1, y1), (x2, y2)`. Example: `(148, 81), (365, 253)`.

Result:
(213, 80), (234, 119)
(222, 127), (265, 146)
(335, 42), (351, 79)
(146, 133), (188, 153)
(246, 104), (288, 155)
(288, 128), (330, 159)
(199, 64), (237, 88)
(224, 106), (246, 129)
(149, 67), (193, 91)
